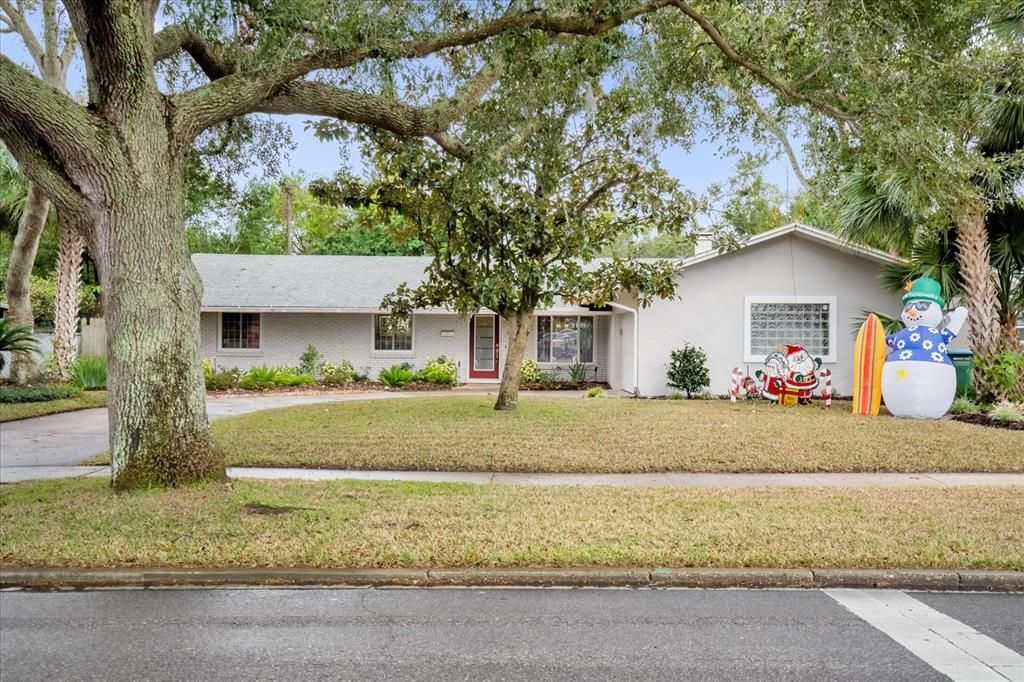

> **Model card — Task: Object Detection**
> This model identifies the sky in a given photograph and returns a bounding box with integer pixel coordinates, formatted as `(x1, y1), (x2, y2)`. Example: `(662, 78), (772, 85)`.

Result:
(1, 16), (802, 220)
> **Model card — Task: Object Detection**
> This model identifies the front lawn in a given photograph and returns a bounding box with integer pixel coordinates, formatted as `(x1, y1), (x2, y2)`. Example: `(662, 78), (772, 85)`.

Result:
(208, 396), (1024, 473)
(1, 478), (1020, 569)
(0, 391), (107, 423)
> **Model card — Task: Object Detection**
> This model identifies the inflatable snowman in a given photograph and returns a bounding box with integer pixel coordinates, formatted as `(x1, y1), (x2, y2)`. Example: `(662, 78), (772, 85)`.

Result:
(881, 277), (968, 419)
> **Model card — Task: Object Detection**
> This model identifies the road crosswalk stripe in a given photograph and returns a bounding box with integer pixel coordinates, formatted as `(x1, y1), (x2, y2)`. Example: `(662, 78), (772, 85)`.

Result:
(825, 589), (1024, 681)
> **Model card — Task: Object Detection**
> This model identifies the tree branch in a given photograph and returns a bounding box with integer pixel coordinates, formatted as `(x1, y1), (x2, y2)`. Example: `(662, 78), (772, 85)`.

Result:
(734, 89), (807, 186)
(0, 55), (108, 200)
(172, 1), (672, 141)
(667, 0), (854, 123)
(153, 23), (236, 81)
(0, 0), (44, 70)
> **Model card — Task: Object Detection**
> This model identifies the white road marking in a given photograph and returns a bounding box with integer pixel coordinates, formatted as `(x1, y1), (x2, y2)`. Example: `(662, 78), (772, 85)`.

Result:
(825, 589), (1024, 682)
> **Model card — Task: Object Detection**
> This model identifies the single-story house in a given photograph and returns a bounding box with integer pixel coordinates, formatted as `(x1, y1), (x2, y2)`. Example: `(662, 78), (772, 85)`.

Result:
(197, 222), (956, 396)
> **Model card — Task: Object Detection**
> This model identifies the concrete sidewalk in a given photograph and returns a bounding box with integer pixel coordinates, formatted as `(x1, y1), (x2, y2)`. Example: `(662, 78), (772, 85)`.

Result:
(2, 465), (1022, 486)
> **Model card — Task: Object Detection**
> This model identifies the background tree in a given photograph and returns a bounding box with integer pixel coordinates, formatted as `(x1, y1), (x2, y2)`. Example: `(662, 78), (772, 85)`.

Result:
(0, 0), (78, 381)
(333, 38), (696, 410)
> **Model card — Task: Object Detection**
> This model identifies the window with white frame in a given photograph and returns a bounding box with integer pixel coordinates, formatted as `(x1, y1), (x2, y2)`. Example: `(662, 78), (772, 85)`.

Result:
(374, 314), (413, 351)
(1017, 317), (1023, 343)
(220, 312), (261, 349)
(536, 315), (594, 363)
(744, 296), (836, 362)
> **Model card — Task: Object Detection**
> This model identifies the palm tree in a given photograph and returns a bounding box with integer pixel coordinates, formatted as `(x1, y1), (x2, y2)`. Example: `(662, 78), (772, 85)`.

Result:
(0, 318), (39, 373)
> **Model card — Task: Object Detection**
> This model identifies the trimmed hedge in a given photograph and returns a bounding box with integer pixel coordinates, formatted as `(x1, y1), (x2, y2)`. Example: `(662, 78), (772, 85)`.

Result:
(0, 383), (84, 403)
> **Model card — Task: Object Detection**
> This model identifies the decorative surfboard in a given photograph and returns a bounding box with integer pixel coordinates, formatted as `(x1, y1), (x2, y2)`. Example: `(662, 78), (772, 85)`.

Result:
(853, 313), (887, 416)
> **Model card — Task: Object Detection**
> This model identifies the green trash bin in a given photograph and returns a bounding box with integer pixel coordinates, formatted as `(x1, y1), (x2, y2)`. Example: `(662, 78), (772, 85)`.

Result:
(947, 348), (973, 397)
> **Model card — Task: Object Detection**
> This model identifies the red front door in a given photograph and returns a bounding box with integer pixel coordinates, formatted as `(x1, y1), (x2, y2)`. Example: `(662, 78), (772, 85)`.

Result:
(469, 314), (499, 379)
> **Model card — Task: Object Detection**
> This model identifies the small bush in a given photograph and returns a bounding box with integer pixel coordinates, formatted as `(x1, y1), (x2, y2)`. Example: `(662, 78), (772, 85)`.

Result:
(988, 401), (1024, 423)
(586, 386), (603, 398)
(668, 391), (684, 400)
(520, 359), (543, 384)
(695, 387), (717, 400)
(379, 364), (415, 387)
(978, 349), (1024, 403)
(666, 344), (710, 398)
(949, 396), (978, 415)
(299, 344), (322, 377)
(69, 354), (107, 389)
(417, 356), (458, 385)
(240, 365), (279, 390)
(565, 361), (590, 383)
(322, 360), (356, 385)
(274, 367), (316, 386)
(0, 383), (83, 403)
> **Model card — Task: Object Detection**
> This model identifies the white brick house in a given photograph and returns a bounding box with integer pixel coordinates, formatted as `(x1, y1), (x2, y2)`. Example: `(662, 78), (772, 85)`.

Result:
(196, 223), (912, 395)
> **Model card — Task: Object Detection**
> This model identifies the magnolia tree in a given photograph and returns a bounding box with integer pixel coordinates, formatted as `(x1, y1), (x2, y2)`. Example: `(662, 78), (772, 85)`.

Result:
(317, 39), (696, 409)
(0, 0), (975, 487)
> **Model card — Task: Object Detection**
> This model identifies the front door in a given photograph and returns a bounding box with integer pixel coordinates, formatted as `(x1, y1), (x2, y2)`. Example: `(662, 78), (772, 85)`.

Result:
(469, 314), (500, 379)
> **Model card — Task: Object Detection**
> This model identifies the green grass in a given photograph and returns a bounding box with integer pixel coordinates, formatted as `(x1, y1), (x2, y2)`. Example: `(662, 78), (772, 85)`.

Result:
(202, 395), (1024, 473)
(1, 478), (1020, 569)
(0, 391), (107, 423)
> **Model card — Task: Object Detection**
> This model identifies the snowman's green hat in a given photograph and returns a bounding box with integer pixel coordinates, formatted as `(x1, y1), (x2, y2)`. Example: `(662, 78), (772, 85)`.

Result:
(902, 276), (945, 308)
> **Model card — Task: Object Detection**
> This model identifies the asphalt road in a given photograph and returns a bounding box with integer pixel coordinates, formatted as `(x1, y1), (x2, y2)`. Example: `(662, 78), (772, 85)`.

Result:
(1, 588), (1020, 681)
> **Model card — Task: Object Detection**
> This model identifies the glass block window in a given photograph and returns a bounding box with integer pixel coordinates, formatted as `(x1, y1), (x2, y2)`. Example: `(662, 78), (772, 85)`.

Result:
(220, 313), (261, 349)
(374, 314), (413, 351)
(745, 297), (836, 362)
(536, 315), (594, 363)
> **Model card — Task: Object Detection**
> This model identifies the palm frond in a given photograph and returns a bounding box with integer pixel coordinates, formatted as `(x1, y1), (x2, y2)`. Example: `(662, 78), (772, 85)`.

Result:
(849, 309), (903, 337)
(836, 169), (919, 254)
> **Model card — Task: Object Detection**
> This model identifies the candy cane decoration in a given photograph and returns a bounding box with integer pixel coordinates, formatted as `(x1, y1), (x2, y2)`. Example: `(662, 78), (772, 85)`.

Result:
(729, 367), (743, 402)
(819, 368), (832, 407)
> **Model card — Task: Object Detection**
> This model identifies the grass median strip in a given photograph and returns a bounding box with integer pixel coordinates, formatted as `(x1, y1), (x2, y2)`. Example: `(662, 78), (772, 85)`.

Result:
(1, 478), (1020, 570)
(206, 396), (1023, 473)
(0, 391), (107, 423)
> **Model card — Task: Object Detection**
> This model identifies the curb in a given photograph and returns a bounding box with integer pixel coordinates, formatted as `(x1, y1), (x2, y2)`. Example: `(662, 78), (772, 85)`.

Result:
(1, 567), (1021, 591)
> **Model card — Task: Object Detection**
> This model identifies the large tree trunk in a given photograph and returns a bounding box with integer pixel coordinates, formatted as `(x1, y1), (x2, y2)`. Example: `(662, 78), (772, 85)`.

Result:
(954, 210), (1002, 395)
(90, 148), (224, 490)
(52, 217), (84, 378)
(3, 183), (49, 384)
(494, 308), (533, 411)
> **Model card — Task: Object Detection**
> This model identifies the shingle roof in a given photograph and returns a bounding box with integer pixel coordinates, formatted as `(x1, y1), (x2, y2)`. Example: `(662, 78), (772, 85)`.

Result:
(192, 254), (434, 311)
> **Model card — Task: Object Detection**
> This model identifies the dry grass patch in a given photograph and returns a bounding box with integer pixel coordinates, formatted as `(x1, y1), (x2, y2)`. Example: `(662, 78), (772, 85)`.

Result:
(0, 391), (107, 423)
(1, 478), (1021, 570)
(210, 396), (1024, 473)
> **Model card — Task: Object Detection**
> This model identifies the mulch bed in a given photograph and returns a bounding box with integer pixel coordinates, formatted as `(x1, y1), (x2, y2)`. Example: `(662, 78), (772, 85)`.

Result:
(208, 381), (451, 397)
(951, 412), (1024, 431)
(520, 382), (609, 391)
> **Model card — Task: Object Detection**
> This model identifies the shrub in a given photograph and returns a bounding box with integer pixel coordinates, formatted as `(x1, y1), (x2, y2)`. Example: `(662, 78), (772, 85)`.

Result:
(0, 318), (40, 372)
(695, 387), (717, 400)
(520, 359), (544, 384)
(321, 360), (356, 385)
(275, 367), (316, 386)
(977, 349), (1024, 403)
(69, 354), (107, 389)
(668, 391), (684, 400)
(564, 361), (590, 383)
(949, 396), (978, 415)
(585, 386), (603, 398)
(379, 364), (415, 387)
(205, 370), (237, 391)
(240, 365), (279, 390)
(666, 344), (710, 398)
(988, 401), (1024, 423)
(417, 356), (458, 385)
(299, 344), (322, 377)
(0, 383), (83, 403)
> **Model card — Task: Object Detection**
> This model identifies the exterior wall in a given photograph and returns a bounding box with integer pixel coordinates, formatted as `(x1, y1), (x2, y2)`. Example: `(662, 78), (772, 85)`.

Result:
(201, 312), (472, 381)
(200, 310), (611, 383)
(633, 235), (899, 397)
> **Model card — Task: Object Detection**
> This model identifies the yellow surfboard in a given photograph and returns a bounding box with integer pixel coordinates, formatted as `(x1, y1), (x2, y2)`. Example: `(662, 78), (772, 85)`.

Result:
(853, 314), (887, 416)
